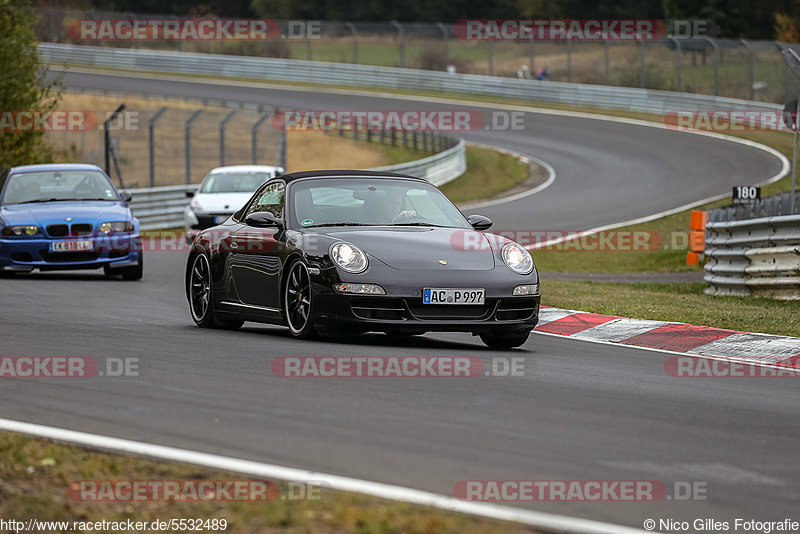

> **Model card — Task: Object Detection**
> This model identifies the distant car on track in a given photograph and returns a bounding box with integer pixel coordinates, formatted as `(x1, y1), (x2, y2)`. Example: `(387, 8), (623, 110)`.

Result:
(0, 163), (142, 280)
(185, 170), (540, 348)
(184, 165), (284, 243)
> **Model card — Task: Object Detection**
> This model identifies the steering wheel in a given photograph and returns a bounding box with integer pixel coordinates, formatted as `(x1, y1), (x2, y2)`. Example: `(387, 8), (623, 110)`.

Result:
(391, 210), (422, 224)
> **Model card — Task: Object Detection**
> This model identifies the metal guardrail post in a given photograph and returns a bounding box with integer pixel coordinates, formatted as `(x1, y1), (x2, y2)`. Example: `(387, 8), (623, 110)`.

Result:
(277, 127), (286, 170)
(148, 106), (169, 187)
(741, 39), (755, 101)
(219, 110), (236, 166)
(436, 22), (449, 70)
(706, 37), (719, 96)
(345, 22), (358, 64)
(391, 21), (405, 68)
(251, 112), (270, 164)
(184, 109), (202, 185)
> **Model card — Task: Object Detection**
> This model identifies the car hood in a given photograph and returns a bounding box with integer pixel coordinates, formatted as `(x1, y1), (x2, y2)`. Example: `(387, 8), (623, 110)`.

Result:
(0, 201), (131, 227)
(193, 193), (252, 214)
(319, 226), (496, 271)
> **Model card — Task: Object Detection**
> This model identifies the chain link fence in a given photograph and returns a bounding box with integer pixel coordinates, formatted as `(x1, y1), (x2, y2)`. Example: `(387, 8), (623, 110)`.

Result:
(34, 8), (800, 105)
(44, 90), (285, 189)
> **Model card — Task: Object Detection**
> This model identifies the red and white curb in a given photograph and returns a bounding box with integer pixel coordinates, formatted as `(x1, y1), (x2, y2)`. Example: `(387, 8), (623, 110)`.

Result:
(534, 306), (800, 367)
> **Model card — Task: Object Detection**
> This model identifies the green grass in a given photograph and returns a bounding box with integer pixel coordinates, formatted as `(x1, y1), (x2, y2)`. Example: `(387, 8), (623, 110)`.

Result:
(441, 146), (531, 203)
(542, 281), (800, 337)
(0, 431), (538, 534)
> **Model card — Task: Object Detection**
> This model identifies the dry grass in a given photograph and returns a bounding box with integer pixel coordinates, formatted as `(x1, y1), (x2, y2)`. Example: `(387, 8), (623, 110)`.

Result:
(286, 131), (393, 171)
(48, 93), (403, 187)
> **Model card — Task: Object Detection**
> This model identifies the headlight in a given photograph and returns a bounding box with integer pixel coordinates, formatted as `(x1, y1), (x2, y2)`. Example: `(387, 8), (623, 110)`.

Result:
(330, 242), (368, 273)
(98, 221), (134, 234)
(2, 225), (40, 237)
(502, 242), (534, 275)
(334, 283), (385, 294)
(513, 284), (540, 296)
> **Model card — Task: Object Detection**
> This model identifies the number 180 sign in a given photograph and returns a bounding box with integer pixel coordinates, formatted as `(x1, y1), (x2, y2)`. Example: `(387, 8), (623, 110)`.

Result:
(732, 185), (761, 204)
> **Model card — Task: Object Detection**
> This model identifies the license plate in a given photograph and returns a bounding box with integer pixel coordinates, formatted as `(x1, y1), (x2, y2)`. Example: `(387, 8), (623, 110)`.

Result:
(50, 240), (93, 252)
(422, 288), (485, 305)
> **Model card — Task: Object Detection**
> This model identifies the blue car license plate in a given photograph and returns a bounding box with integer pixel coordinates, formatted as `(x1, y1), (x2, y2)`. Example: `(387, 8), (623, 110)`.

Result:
(50, 240), (93, 252)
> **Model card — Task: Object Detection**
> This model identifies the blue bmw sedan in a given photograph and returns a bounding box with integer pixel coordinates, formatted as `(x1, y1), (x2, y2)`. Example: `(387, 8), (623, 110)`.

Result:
(0, 163), (142, 279)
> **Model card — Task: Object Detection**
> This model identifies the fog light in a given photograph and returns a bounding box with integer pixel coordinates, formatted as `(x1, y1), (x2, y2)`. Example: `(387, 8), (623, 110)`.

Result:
(513, 284), (540, 296)
(334, 283), (386, 294)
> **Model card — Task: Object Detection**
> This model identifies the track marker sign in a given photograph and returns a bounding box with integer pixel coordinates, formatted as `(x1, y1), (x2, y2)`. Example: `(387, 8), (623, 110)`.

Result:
(732, 185), (761, 204)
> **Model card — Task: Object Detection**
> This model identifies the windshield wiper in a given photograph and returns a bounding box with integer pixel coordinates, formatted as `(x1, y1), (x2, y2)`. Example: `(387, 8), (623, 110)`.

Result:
(14, 198), (112, 204)
(305, 222), (378, 228)
(388, 222), (447, 227)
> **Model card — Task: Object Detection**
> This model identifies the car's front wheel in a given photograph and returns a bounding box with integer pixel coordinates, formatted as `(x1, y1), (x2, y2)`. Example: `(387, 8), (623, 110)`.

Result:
(479, 330), (531, 349)
(284, 259), (317, 339)
(189, 253), (242, 330)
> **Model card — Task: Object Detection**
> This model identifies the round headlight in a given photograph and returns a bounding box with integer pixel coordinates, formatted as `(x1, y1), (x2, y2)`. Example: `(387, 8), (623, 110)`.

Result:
(330, 242), (368, 273)
(502, 242), (534, 275)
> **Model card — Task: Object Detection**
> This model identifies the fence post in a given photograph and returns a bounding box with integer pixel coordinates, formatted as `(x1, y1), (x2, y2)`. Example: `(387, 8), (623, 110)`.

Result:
(529, 39), (535, 72)
(391, 21), (405, 68)
(219, 110), (236, 166)
(104, 104), (125, 180)
(567, 39), (573, 82)
(185, 109), (203, 185)
(604, 37), (609, 84)
(778, 42), (791, 104)
(669, 37), (682, 91)
(638, 39), (646, 88)
(488, 39), (494, 76)
(345, 22), (358, 63)
(740, 39), (754, 100)
(251, 112), (270, 164)
(706, 37), (719, 96)
(148, 106), (169, 187)
(436, 22), (449, 70)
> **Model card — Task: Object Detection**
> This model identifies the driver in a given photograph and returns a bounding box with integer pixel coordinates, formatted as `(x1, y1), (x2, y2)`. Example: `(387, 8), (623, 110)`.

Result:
(389, 193), (416, 222)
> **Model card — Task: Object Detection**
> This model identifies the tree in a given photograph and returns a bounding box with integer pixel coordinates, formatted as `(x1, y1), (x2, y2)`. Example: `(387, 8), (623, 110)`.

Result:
(0, 0), (60, 169)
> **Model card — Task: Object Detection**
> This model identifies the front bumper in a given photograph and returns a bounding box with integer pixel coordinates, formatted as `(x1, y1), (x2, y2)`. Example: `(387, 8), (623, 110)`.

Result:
(0, 234), (141, 271)
(309, 266), (540, 334)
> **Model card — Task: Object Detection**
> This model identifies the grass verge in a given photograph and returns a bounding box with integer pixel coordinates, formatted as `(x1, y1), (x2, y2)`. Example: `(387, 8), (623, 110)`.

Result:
(541, 281), (800, 337)
(0, 431), (536, 534)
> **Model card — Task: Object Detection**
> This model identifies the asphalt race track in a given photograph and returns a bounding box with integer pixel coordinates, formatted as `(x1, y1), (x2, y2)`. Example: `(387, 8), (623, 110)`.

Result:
(1, 69), (797, 529)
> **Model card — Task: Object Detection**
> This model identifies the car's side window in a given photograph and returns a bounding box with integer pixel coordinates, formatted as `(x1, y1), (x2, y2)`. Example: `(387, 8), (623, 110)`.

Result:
(245, 181), (285, 219)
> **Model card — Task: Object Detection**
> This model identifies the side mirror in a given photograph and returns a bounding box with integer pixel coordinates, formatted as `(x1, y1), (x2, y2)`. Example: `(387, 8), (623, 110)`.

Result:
(467, 214), (492, 231)
(185, 190), (195, 198)
(119, 190), (132, 202)
(245, 211), (283, 228)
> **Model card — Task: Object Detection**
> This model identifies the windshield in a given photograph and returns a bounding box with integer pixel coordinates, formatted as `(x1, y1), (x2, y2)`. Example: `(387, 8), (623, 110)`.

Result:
(290, 178), (470, 229)
(1, 170), (119, 205)
(199, 172), (272, 193)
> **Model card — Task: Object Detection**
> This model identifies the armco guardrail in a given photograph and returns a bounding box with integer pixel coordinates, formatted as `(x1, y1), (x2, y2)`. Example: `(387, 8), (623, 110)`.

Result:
(704, 215), (800, 300)
(39, 43), (783, 115)
(128, 140), (466, 230)
(707, 190), (800, 222)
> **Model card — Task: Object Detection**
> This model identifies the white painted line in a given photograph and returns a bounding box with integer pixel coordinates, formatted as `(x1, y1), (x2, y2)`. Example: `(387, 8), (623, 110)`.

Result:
(0, 418), (647, 534)
(459, 142), (557, 211)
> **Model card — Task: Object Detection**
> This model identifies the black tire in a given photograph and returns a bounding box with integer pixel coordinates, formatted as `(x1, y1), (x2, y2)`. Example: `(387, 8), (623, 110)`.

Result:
(188, 253), (243, 330)
(479, 330), (531, 349)
(284, 259), (317, 339)
(120, 254), (143, 281)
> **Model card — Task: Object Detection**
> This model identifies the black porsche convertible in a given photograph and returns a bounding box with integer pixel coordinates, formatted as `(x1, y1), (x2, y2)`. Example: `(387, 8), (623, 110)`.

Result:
(185, 170), (540, 348)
